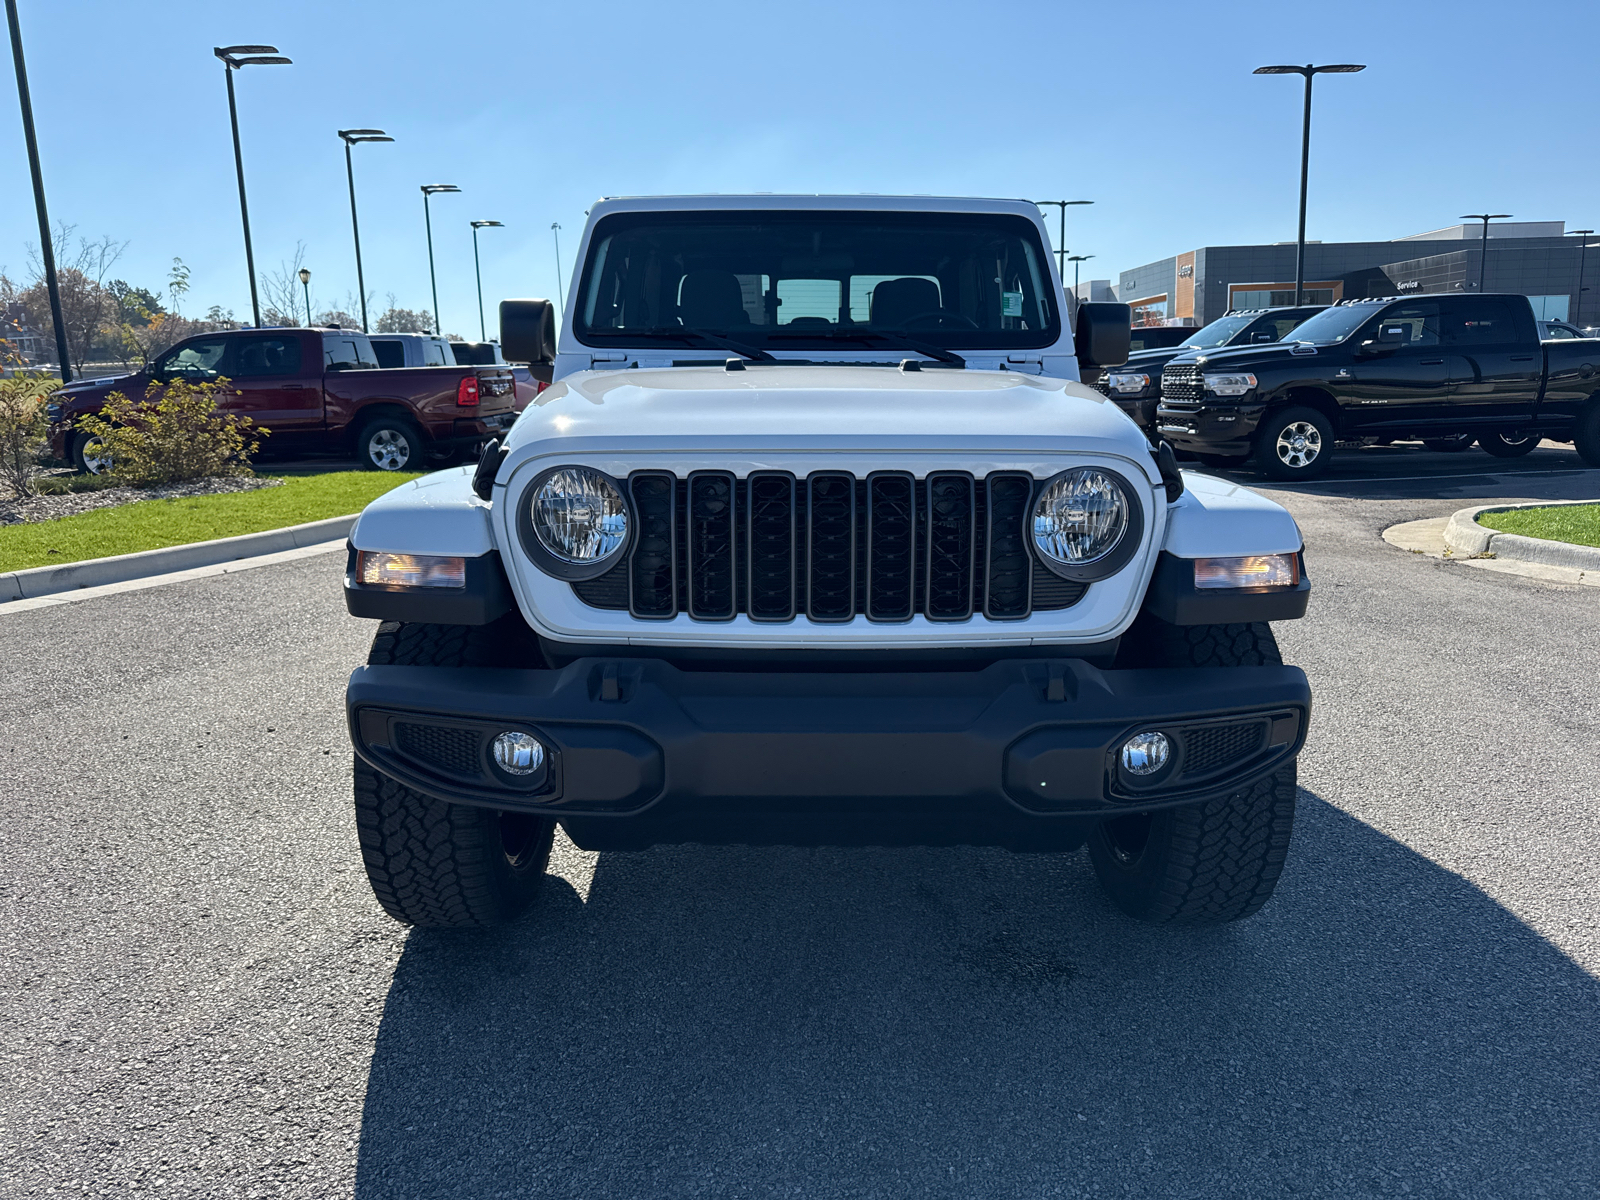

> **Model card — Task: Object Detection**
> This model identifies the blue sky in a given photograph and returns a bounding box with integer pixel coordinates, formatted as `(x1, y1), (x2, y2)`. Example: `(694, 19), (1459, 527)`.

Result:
(4, 0), (1596, 333)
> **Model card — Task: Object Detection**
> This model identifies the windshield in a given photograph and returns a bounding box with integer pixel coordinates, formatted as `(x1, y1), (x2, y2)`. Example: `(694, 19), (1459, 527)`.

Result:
(573, 210), (1060, 352)
(1282, 304), (1382, 345)
(1179, 314), (1257, 349)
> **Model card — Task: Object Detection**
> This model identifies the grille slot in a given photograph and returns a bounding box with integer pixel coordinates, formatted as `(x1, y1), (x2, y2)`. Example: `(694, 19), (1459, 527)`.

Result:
(1161, 363), (1203, 407)
(570, 470), (1090, 623)
(1182, 721), (1267, 775)
(394, 722), (482, 777)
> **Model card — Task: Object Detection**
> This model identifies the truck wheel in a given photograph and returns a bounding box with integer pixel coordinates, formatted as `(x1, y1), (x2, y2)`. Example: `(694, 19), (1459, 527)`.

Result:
(352, 618), (554, 927)
(1092, 617), (1297, 924)
(1477, 431), (1540, 458)
(1575, 402), (1600, 468)
(71, 431), (112, 475)
(357, 416), (425, 471)
(1422, 434), (1475, 452)
(1254, 406), (1335, 480)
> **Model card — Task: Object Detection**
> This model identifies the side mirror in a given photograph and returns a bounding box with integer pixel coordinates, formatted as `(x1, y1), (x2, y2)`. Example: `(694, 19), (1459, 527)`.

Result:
(500, 298), (557, 365)
(1378, 323), (1408, 344)
(1075, 302), (1132, 369)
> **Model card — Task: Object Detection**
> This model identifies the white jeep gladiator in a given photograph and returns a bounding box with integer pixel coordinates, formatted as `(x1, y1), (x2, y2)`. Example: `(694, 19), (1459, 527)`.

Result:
(342, 195), (1311, 929)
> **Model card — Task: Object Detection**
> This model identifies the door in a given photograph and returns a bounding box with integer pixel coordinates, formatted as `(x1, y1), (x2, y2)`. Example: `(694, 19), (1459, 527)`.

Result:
(228, 333), (323, 437)
(1339, 300), (1452, 432)
(1439, 297), (1540, 428)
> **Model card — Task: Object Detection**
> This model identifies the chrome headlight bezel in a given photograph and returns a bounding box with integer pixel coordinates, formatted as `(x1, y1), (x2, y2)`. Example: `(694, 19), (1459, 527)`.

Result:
(1202, 371), (1257, 397)
(1029, 467), (1145, 583)
(1105, 371), (1152, 395)
(516, 464), (633, 581)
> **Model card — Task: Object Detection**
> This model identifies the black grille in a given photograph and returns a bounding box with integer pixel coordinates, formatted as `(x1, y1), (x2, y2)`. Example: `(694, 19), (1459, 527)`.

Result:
(573, 471), (1088, 623)
(394, 722), (481, 777)
(1091, 371), (1113, 397)
(1182, 721), (1266, 774)
(1161, 363), (1203, 407)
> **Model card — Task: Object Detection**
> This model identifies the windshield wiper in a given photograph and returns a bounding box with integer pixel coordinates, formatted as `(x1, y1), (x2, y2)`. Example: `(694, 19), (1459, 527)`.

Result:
(765, 330), (965, 367)
(635, 326), (776, 363)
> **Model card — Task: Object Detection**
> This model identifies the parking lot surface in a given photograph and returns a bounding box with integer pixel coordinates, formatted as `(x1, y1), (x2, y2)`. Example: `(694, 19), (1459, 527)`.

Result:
(2, 444), (1598, 1199)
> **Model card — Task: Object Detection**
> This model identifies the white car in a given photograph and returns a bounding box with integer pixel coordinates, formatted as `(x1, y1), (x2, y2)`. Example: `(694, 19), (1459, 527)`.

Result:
(341, 195), (1312, 930)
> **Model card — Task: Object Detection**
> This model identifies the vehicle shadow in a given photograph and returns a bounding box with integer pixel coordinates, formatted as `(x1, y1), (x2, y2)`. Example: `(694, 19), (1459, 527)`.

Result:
(352, 791), (1600, 1199)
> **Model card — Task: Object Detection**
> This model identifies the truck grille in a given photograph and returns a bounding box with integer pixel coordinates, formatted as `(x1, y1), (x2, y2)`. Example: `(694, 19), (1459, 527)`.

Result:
(1090, 371), (1112, 397)
(571, 471), (1087, 623)
(1160, 363), (1203, 408)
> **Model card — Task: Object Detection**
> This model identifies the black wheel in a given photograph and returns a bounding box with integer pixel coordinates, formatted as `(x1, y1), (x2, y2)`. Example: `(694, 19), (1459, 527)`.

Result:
(70, 431), (111, 475)
(1197, 453), (1249, 468)
(356, 415), (425, 471)
(1253, 406), (1335, 480)
(1477, 431), (1541, 458)
(1423, 434), (1476, 453)
(352, 618), (555, 928)
(1575, 402), (1600, 468)
(1092, 618), (1297, 925)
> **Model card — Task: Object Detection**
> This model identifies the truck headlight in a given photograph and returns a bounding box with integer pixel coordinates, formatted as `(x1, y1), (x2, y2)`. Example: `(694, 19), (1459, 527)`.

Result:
(527, 466), (629, 568)
(1105, 372), (1151, 395)
(1202, 372), (1257, 397)
(1031, 468), (1132, 573)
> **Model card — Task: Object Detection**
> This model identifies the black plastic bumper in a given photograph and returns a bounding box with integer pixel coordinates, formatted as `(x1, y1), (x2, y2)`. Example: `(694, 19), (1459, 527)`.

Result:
(346, 657), (1310, 850)
(1155, 401), (1267, 455)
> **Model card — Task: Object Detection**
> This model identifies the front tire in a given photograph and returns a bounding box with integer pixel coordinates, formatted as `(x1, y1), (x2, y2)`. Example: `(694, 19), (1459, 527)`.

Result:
(352, 619), (555, 927)
(1254, 406), (1335, 480)
(1092, 618), (1298, 924)
(71, 431), (111, 475)
(1477, 431), (1540, 458)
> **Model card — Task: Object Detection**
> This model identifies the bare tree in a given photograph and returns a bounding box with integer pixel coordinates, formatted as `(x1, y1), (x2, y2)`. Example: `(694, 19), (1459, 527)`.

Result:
(22, 223), (128, 374)
(261, 242), (310, 328)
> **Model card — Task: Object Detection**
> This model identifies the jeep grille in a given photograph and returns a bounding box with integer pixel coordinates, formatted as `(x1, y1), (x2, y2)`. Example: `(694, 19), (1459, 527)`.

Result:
(570, 471), (1086, 623)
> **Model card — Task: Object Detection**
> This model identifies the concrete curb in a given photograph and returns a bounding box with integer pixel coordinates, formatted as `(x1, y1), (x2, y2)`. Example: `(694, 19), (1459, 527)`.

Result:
(1, 514), (357, 603)
(1442, 501), (1600, 570)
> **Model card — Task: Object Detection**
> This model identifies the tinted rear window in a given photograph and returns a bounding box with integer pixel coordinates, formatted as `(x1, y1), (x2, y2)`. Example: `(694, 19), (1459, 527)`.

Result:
(369, 340), (405, 369)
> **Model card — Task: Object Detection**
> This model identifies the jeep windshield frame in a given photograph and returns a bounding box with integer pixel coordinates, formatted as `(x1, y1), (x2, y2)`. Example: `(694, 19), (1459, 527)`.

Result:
(571, 209), (1060, 354)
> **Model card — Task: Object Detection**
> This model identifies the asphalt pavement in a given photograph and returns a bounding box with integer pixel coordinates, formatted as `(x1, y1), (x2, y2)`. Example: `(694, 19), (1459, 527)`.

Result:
(2, 442), (1598, 1199)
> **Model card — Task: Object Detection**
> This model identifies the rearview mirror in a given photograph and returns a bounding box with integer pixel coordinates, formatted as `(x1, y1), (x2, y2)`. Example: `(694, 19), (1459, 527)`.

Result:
(1250, 331), (1276, 343)
(500, 299), (557, 365)
(1074, 302), (1132, 369)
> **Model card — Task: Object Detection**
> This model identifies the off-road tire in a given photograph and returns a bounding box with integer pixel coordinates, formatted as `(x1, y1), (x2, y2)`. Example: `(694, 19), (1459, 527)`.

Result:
(352, 618), (554, 927)
(1094, 617), (1296, 924)
(1254, 405), (1335, 481)
(1575, 401), (1600, 468)
(1477, 431), (1540, 458)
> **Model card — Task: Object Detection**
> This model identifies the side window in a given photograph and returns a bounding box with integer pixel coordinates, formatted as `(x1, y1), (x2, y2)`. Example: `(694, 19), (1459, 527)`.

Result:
(231, 336), (303, 378)
(157, 337), (232, 379)
(1446, 300), (1518, 346)
(323, 334), (378, 370)
(369, 340), (404, 369)
(1369, 301), (1441, 346)
(1545, 324), (1577, 340)
(423, 339), (447, 366)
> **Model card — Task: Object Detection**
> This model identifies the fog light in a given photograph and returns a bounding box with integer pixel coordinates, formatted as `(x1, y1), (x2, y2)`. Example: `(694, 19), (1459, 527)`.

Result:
(1121, 731), (1170, 776)
(492, 731), (545, 775)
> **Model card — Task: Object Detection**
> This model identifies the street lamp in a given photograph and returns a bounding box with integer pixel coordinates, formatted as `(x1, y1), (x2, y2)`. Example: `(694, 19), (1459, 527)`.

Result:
(298, 267), (312, 327)
(1567, 229), (1594, 327)
(1034, 200), (1093, 284)
(1253, 63), (1366, 305)
(214, 45), (292, 327)
(1460, 214), (1513, 292)
(470, 220), (504, 342)
(551, 222), (566, 316)
(7, 0), (71, 380)
(420, 185), (461, 336)
(1067, 254), (1096, 302)
(338, 128), (393, 332)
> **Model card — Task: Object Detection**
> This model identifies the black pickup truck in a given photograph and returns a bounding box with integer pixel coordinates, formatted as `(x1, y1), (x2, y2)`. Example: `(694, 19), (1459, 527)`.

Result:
(1094, 306), (1324, 428)
(1154, 293), (1600, 479)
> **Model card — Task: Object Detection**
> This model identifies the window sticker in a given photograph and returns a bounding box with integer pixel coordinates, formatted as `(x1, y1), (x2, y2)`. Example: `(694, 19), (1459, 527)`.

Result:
(1001, 291), (1024, 317)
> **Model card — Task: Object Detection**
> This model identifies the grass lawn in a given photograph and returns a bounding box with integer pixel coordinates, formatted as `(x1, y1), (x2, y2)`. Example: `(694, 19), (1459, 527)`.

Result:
(1477, 503), (1600, 549)
(1, 470), (425, 573)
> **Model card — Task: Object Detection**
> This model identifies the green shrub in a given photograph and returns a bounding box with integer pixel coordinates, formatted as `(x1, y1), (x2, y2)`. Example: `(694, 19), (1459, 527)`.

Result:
(0, 373), (59, 499)
(74, 375), (268, 487)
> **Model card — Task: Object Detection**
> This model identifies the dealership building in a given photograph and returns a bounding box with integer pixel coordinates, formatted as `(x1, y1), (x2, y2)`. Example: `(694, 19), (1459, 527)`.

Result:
(1109, 221), (1595, 329)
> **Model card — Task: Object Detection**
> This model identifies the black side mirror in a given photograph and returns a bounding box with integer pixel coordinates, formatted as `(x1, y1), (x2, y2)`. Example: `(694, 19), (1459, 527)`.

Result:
(500, 299), (557, 365)
(1075, 302), (1132, 369)
(1378, 323), (1407, 344)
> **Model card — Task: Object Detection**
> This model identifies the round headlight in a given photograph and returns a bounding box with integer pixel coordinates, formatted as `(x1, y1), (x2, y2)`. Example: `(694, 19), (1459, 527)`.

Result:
(530, 467), (628, 564)
(1032, 468), (1130, 568)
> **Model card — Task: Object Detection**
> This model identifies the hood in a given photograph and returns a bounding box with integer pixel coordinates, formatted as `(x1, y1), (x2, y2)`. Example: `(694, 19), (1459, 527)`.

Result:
(503, 364), (1148, 458)
(1121, 345), (1198, 370)
(58, 371), (140, 398)
(1169, 342), (1316, 369)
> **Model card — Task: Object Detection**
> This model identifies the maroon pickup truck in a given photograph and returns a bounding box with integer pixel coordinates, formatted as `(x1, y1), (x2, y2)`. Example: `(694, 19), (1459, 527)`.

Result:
(47, 327), (518, 472)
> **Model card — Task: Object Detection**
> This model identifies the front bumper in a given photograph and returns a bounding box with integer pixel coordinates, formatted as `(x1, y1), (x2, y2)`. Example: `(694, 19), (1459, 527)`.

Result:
(347, 657), (1310, 850)
(1110, 394), (1159, 428)
(1155, 400), (1266, 455)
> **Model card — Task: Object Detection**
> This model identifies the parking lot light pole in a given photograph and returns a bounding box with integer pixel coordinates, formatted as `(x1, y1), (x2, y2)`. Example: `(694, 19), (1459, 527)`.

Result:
(1067, 254), (1095, 302)
(421, 184), (461, 336)
(470, 220), (504, 341)
(214, 45), (292, 327)
(1461, 214), (1513, 292)
(298, 267), (311, 327)
(1034, 200), (1092, 284)
(1567, 229), (1594, 327)
(338, 129), (393, 332)
(1253, 63), (1366, 305)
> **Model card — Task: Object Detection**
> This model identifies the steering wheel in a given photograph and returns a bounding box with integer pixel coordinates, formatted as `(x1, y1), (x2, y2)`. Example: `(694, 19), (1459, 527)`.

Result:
(897, 310), (980, 331)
